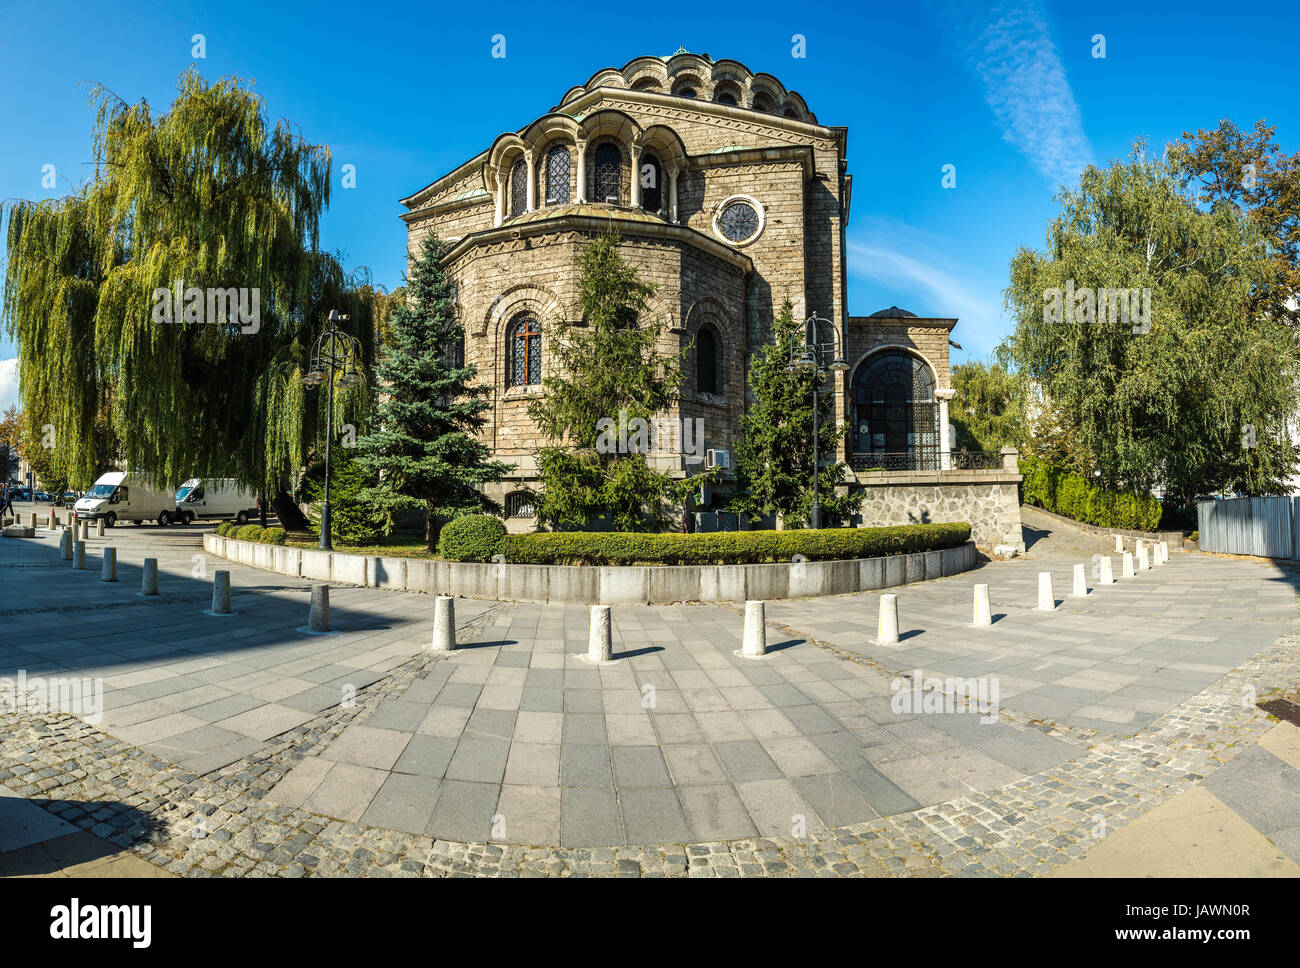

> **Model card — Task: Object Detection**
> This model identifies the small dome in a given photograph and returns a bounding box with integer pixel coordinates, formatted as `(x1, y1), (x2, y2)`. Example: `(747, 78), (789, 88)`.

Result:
(868, 306), (917, 318)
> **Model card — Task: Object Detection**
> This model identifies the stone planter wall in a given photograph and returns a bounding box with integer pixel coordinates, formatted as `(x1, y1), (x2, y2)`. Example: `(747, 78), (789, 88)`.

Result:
(203, 534), (979, 605)
(853, 474), (1024, 551)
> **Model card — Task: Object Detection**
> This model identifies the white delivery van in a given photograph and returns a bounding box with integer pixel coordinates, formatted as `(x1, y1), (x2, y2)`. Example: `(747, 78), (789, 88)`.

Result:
(174, 478), (260, 525)
(75, 471), (180, 527)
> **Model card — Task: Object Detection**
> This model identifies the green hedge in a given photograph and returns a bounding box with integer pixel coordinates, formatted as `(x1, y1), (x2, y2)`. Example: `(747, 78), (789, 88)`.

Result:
(1020, 455), (1161, 531)
(219, 522), (286, 545)
(500, 523), (971, 566)
(438, 514), (508, 562)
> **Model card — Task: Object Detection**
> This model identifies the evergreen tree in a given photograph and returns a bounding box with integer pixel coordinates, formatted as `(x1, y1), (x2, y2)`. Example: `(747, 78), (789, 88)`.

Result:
(355, 234), (512, 550)
(304, 446), (389, 545)
(527, 233), (706, 531)
(731, 300), (860, 527)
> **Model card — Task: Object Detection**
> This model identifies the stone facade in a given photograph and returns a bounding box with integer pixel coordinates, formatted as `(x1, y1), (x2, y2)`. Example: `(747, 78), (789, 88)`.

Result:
(853, 477), (1025, 551)
(400, 52), (995, 534)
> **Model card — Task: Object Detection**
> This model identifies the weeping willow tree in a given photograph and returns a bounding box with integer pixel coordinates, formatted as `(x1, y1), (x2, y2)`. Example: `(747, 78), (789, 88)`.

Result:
(1, 70), (375, 523)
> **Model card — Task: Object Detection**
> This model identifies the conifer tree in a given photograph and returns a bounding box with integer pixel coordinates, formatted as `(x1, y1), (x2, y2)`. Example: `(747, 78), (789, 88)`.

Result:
(527, 234), (706, 531)
(355, 234), (512, 550)
(731, 300), (860, 527)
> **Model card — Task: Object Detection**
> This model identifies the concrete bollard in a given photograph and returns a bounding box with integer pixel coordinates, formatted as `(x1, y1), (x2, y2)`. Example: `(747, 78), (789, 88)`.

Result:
(588, 605), (613, 662)
(1072, 563), (1087, 597)
(432, 595), (455, 652)
(877, 594), (899, 645)
(72, 541), (86, 570)
(1099, 556), (1114, 585)
(47, 512), (56, 531)
(972, 584), (992, 627)
(96, 518), (105, 537)
(1138, 542), (1150, 571)
(1114, 534), (1123, 553)
(1122, 552), (1135, 578)
(101, 547), (117, 582)
(80, 520), (89, 541)
(211, 571), (231, 614)
(28, 512), (36, 528)
(141, 558), (159, 596)
(1159, 540), (1169, 565)
(59, 530), (72, 560)
(309, 585), (330, 632)
(1037, 572), (1055, 610)
(743, 600), (767, 656)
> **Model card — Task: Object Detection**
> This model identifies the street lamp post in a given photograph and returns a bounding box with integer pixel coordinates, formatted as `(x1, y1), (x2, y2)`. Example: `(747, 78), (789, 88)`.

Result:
(787, 313), (849, 530)
(301, 310), (364, 551)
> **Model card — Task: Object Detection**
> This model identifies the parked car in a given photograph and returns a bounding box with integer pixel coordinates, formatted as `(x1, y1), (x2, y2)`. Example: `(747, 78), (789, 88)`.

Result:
(34, 490), (50, 502)
(174, 478), (261, 525)
(74, 472), (180, 527)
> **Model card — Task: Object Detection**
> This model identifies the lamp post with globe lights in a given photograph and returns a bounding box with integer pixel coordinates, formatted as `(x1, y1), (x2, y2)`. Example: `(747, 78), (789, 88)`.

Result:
(301, 310), (365, 550)
(786, 312), (849, 530)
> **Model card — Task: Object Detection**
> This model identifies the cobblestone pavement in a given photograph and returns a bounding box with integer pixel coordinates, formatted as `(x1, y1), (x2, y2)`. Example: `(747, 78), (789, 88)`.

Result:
(2, 522), (1299, 876)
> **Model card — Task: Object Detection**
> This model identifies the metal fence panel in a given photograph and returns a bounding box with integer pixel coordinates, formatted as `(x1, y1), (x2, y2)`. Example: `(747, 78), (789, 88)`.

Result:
(1197, 496), (1295, 558)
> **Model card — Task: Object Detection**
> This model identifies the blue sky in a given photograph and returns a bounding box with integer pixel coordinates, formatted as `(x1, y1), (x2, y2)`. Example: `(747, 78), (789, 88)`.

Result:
(2, 0), (1297, 411)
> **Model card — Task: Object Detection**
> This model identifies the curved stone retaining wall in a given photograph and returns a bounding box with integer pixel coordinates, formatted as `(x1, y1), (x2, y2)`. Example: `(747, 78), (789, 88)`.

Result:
(203, 534), (979, 604)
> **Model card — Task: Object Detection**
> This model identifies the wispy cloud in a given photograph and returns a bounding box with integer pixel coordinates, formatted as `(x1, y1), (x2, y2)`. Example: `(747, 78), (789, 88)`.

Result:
(847, 218), (1010, 359)
(945, 0), (1094, 189)
(0, 358), (17, 413)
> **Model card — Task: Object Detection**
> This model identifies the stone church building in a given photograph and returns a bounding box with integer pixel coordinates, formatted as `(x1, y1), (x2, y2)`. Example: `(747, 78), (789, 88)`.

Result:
(399, 51), (1022, 548)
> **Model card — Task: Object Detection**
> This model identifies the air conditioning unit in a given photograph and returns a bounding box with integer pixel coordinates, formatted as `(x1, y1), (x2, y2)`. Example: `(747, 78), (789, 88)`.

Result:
(706, 448), (731, 470)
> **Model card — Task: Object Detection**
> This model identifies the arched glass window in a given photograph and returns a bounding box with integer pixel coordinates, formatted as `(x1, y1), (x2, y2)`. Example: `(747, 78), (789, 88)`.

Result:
(697, 326), (720, 396)
(506, 314), (541, 387)
(716, 93), (737, 106)
(678, 87), (697, 98)
(640, 152), (663, 213)
(509, 158), (528, 216)
(850, 352), (938, 470)
(593, 144), (621, 204)
(545, 146), (570, 204)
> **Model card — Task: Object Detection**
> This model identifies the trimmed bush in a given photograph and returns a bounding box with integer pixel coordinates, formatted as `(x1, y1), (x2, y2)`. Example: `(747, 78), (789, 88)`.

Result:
(503, 522), (970, 566)
(216, 521), (237, 537)
(438, 514), (508, 562)
(1020, 455), (1161, 531)
(259, 527), (286, 545)
(235, 524), (262, 541)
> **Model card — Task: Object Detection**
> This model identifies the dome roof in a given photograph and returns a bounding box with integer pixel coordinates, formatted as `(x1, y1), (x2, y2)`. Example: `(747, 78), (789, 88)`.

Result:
(868, 306), (917, 318)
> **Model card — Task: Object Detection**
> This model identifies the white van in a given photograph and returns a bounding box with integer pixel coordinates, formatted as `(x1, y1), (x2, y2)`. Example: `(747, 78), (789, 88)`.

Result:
(75, 472), (180, 527)
(174, 478), (260, 525)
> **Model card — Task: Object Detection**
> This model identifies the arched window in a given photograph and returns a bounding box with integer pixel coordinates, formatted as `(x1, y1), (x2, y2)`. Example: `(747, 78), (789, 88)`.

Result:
(752, 92), (776, 113)
(593, 143), (621, 204)
(715, 93), (737, 106)
(640, 152), (663, 213)
(697, 326), (720, 396)
(506, 314), (541, 386)
(850, 351), (938, 470)
(442, 334), (465, 369)
(509, 157), (528, 216)
(506, 492), (536, 518)
(545, 146), (570, 204)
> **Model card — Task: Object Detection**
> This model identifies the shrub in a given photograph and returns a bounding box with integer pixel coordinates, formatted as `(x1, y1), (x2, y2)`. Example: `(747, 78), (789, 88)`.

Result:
(438, 514), (508, 561)
(503, 522), (970, 566)
(216, 521), (236, 537)
(260, 527), (286, 545)
(235, 524), (262, 541)
(1020, 455), (1161, 531)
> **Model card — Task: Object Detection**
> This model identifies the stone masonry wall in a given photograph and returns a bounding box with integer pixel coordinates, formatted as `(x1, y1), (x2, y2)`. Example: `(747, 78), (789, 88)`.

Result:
(857, 481), (1024, 551)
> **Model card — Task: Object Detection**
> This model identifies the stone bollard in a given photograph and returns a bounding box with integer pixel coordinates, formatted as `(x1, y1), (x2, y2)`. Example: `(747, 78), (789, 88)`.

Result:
(47, 511), (56, 531)
(73, 541), (86, 570)
(432, 595), (456, 652)
(972, 584), (992, 627)
(1037, 572), (1055, 610)
(1099, 556), (1115, 585)
(28, 512), (36, 528)
(743, 600), (767, 656)
(877, 594), (899, 645)
(1138, 542), (1150, 571)
(588, 605), (613, 662)
(96, 518), (105, 537)
(80, 520), (89, 542)
(1114, 534), (1123, 553)
(210, 570), (231, 614)
(1072, 563), (1087, 597)
(1159, 540), (1169, 565)
(309, 585), (330, 632)
(59, 530), (72, 560)
(141, 558), (159, 596)
(101, 547), (117, 582)
(1122, 552), (1135, 578)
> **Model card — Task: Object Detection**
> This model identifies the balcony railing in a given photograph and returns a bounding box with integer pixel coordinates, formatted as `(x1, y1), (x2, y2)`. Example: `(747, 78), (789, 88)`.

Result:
(849, 451), (1005, 472)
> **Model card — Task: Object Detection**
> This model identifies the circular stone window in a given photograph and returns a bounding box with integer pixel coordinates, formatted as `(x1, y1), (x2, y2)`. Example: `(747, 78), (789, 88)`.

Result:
(713, 195), (764, 246)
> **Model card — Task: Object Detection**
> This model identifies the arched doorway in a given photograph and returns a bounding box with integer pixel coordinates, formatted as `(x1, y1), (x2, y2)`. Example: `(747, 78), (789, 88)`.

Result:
(850, 350), (939, 470)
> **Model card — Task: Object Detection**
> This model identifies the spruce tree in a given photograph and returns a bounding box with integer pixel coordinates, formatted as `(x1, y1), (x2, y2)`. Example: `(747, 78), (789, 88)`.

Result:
(528, 233), (706, 531)
(731, 300), (860, 527)
(356, 234), (512, 550)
